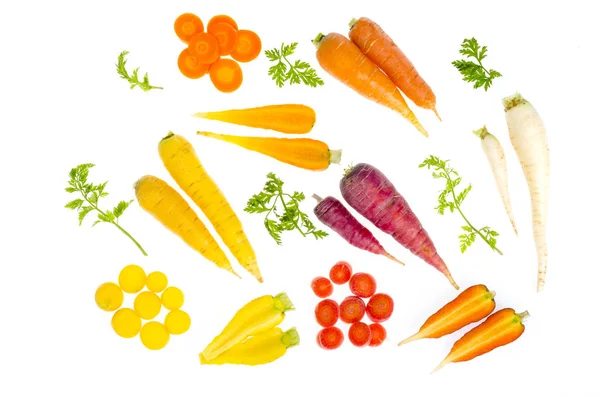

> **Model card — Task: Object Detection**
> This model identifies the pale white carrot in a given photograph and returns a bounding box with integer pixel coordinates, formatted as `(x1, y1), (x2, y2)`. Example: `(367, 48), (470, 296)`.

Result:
(473, 126), (518, 235)
(503, 93), (550, 292)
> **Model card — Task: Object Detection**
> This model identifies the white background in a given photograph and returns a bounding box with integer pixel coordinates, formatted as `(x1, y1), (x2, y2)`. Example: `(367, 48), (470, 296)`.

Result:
(1, 0), (599, 396)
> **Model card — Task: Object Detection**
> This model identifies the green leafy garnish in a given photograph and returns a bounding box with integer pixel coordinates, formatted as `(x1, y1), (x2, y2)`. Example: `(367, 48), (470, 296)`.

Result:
(419, 156), (502, 255)
(265, 43), (324, 88)
(245, 173), (328, 245)
(116, 50), (163, 92)
(452, 38), (502, 91)
(65, 163), (148, 255)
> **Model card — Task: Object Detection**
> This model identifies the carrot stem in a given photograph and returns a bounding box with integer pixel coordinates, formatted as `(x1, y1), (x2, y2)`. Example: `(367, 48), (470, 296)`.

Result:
(349, 18), (358, 28)
(312, 33), (325, 47)
(517, 311), (530, 322)
(312, 194), (324, 203)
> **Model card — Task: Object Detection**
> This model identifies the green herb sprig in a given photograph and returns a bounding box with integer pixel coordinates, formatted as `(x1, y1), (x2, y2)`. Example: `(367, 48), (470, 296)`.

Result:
(419, 156), (502, 255)
(245, 173), (328, 245)
(116, 50), (163, 92)
(265, 43), (324, 88)
(65, 163), (148, 255)
(452, 38), (502, 91)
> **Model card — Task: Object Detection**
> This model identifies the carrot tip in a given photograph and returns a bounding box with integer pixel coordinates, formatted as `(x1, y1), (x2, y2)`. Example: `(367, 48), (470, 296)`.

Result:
(312, 33), (325, 47)
(348, 18), (358, 28)
(431, 359), (449, 374)
(433, 108), (442, 122)
(329, 149), (342, 165)
(518, 310), (531, 321)
(384, 252), (405, 266)
(446, 273), (459, 290)
(312, 194), (324, 203)
(397, 332), (421, 347)
(416, 123), (429, 137)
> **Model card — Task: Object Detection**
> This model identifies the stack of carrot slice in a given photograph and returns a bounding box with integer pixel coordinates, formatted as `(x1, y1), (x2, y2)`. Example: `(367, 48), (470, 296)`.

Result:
(174, 13), (262, 93)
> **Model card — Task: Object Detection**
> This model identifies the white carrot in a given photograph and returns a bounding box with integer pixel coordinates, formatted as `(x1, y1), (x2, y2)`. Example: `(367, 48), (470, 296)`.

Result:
(473, 126), (518, 235)
(503, 93), (550, 292)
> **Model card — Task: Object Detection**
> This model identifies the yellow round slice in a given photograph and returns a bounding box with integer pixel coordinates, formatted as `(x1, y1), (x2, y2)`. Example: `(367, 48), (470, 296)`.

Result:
(118, 264), (146, 293)
(146, 271), (168, 293)
(111, 308), (142, 338)
(140, 321), (170, 350)
(95, 282), (124, 312)
(134, 291), (162, 320)
(161, 287), (184, 310)
(165, 310), (191, 335)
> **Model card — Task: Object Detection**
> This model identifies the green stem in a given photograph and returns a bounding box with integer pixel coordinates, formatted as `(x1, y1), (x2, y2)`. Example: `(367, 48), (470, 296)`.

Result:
(278, 193), (306, 237)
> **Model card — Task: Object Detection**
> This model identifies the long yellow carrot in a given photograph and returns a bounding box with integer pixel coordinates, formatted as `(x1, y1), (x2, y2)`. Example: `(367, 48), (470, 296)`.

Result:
(158, 133), (262, 283)
(133, 175), (239, 278)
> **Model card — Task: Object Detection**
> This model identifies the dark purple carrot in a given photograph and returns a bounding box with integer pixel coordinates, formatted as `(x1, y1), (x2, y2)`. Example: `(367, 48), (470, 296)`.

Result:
(313, 194), (403, 265)
(340, 163), (458, 289)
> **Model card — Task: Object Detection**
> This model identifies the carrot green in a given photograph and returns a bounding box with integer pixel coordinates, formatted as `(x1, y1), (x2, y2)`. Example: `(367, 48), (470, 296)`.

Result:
(116, 51), (163, 92)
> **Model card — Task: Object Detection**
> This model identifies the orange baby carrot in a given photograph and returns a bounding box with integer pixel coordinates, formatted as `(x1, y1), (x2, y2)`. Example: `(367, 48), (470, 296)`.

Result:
(349, 17), (440, 120)
(208, 22), (238, 56)
(231, 30), (261, 63)
(209, 58), (243, 93)
(312, 32), (428, 137)
(188, 32), (220, 64)
(174, 13), (204, 43)
(398, 285), (495, 346)
(207, 14), (238, 31)
(433, 308), (529, 373)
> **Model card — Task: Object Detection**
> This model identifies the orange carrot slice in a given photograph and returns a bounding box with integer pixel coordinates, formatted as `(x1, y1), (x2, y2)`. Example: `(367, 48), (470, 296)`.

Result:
(174, 13), (204, 43)
(231, 30), (261, 63)
(208, 22), (238, 56)
(178, 48), (210, 79)
(207, 14), (238, 31)
(209, 59), (243, 92)
(188, 32), (220, 64)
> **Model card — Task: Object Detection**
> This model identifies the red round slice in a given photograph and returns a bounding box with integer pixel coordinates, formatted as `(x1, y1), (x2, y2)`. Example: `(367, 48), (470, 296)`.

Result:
(315, 299), (339, 327)
(368, 323), (387, 347)
(311, 277), (333, 298)
(366, 293), (394, 323)
(349, 273), (377, 298)
(330, 261), (352, 284)
(317, 326), (344, 350)
(339, 295), (365, 324)
(348, 322), (371, 347)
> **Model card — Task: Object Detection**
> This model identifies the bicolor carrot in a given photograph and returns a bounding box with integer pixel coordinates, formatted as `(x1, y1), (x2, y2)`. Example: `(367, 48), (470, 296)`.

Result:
(398, 285), (495, 346)
(312, 32), (428, 137)
(349, 17), (440, 120)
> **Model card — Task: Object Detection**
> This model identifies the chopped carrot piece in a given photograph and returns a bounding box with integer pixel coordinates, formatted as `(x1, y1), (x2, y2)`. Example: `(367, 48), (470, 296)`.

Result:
(188, 33), (220, 64)
(174, 13), (204, 43)
(231, 30), (261, 63)
(208, 23), (238, 56)
(177, 49), (210, 79)
(207, 15), (238, 31)
(209, 59), (243, 93)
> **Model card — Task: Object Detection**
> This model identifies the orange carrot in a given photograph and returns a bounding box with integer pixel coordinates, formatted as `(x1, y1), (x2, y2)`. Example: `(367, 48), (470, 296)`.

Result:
(349, 17), (440, 120)
(208, 22), (238, 56)
(312, 32), (428, 137)
(207, 15), (238, 31)
(174, 13), (204, 43)
(209, 59), (243, 93)
(398, 285), (495, 346)
(433, 308), (529, 372)
(178, 48), (210, 79)
(188, 32), (220, 64)
(231, 30), (261, 63)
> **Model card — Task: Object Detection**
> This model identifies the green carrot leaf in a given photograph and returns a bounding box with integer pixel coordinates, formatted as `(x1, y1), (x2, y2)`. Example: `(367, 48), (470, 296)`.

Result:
(116, 50), (163, 92)
(452, 38), (502, 91)
(265, 42), (324, 88)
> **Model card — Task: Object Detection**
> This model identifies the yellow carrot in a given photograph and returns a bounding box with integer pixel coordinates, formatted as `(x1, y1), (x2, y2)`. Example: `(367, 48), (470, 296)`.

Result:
(193, 104), (316, 134)
(159, 133), (262, 283)
(133, 175), (239, 278)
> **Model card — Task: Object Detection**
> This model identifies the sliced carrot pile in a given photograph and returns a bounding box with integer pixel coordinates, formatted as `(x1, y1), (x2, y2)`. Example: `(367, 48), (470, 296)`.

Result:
(231, 30), (261, 63)
(210, 59), (243, 93)
(207, 14), (238, 31)
(208, 22), (238, 56)
(174, 13), (204, 43)
(178, 49), (210, 79)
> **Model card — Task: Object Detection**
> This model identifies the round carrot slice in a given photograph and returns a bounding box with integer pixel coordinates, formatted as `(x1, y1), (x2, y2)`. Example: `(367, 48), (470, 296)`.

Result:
(231, 30), (261, 63)
(207, 14), (238, 31)
(174, 13), (204, 43)
(209, 58), (243, 92)
(208, 22), (238, 56)
(177, 48), (209, 79)
(188, 32), (220, 64)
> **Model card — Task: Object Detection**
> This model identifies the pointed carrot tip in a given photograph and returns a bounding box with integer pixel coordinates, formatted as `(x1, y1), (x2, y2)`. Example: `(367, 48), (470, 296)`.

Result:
(384, 252), (405, 266)
(431, 361), (447, 374)
(433, 108), (442, 121)
(445, 273), (459, 290)
(397, 333), (420, 347)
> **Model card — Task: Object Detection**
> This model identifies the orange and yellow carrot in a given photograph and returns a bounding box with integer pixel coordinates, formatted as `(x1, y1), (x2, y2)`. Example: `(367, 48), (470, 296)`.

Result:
(174, 13), (204, 43)
(208, 22), (238, 56)
(158, 133), (262, 283)
(177, 48), (210, 79)
(231, 30), (261, 63)
(398, 285), (495, 346)
(192, 104), (316, 134)
(312, 32), (428, 137)
(188, 32), (220, 64)
(207, 14), (238, 31)
(209, 58), (243, 93)
(433, 308), (529, 372)
(349, 17), (440, 120)
(133, 175), (239, 278)
(197, 131), (342, 171)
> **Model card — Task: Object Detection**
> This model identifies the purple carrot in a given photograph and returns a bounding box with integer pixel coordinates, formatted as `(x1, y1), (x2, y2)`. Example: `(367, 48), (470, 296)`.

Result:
(313, 195), (404, 265)
(340, 163), (458, 289)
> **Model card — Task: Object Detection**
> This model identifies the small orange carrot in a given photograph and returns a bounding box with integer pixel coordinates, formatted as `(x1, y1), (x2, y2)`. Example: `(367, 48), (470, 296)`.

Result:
(208, 22), (238, 56)
(188, 32), (220, 64)
(209, 59), (243, 93)
(231, 30), (261, 63)
(398, 285), (495, 346)
(196, 131), (341, 171)
(433, 308), (529, 373)
(312, 32), (428, 137)
(349, 17), (440, 120)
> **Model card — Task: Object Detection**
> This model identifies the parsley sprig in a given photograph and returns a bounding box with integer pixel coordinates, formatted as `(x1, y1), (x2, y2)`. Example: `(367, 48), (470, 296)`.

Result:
(245, 173), (328, 245)
(452, 38), (502, 91)
(116, 50), (163, 92)
(419, 156), (502, 255)
(265, 43), (324, 88)
(65, 163), (148, 255)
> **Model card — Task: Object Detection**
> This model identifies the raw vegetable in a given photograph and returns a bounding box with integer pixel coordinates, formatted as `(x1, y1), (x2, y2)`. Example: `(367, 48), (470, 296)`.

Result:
(159, 133), (260, 282)
(200, 293), (294, 362)
(349, 273), (376, 298)
(116, 51), (163, 91)
(329, 261), (352, 285)
(188, 32), (220, 64)
(433, 308), (529, 372)
(65, 163), (147, 256)
(313, 195), (404, 265)
(193, 104), (316, 134)
(140, 321), (170, 350)
(503, 93), (550, 291)
(111, 308), (142, 338)
(265, 42), (324, 88)
(339, 296), (366, 323)
(197, 131), (342, 171)
(200, 327), (300, 365)
(315, 299), (339, 327)
(134, 291), (162, 320)
(420, 155), (503, 255)
(231, 30), (262, 62)
(398, 284), (496, 346)
(317, 326), (344, 350)
(311, 277), (333, 298)
(366, 293), (394, 322)
(174, 13), (204, 43)
(118, 264), (146, 293)
(348, 322), (371, 347)
(368, 323), (386, 347)
(208, 22), (238, 56)
(312, 32), (428, 137)
(134, 175), (238, 278)
(452, 38), (502, 91)
(146, 271), (168, 293)
(474, 126), (518, 234)
(95, 282), (123, 312)
(207, 15), (238, 31)
(161, 286), (184, 311)
(348, 17), (440, 120)
(164, 310), (191, 335)
(245, 173), (328, 245)
(209, 58), (243, 92)
(177, 48), (210, 79)
(341, 163), (458, 289)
